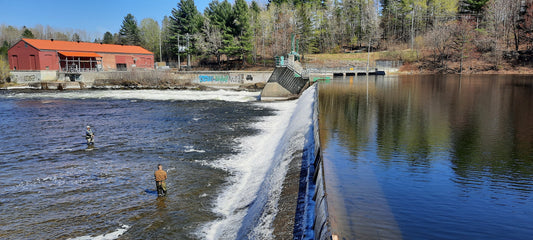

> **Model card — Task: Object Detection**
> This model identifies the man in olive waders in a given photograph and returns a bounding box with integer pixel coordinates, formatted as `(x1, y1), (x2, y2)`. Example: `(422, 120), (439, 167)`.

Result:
(155, 164), (167, 197)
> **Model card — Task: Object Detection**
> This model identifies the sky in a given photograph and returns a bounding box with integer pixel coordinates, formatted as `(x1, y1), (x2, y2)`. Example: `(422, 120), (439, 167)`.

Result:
(0, 0), (217, 40)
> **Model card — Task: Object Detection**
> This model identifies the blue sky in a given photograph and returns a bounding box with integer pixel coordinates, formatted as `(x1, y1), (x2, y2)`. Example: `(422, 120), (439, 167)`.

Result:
(0, 0), (216, 39)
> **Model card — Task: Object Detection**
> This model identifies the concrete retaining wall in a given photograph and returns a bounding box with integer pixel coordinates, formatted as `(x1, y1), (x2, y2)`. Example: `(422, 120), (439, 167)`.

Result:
(11, 71), (272, 89)
(9, 70), (271, 88)
(310, 86), (332, 240)
(9, 71), (58, 83)
(292, 84), (332, 240)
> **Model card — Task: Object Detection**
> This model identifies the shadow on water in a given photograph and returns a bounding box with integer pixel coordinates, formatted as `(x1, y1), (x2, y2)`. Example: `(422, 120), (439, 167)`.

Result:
(145, 189), (158, 196)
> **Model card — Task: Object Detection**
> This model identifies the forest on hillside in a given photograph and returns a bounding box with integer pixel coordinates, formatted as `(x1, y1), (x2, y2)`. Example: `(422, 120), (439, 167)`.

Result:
(2, 0), (533, 73)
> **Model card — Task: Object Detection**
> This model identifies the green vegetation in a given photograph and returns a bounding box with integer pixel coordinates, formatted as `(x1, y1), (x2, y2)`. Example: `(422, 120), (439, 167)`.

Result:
(0, 57), (10, 84)
(118, 14), (142, 46)
(21, 26), (34, 39)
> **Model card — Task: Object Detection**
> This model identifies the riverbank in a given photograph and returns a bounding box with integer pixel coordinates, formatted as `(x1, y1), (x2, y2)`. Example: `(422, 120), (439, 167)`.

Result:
(303, 51), (533, 75)
(0, 81), (266, 91)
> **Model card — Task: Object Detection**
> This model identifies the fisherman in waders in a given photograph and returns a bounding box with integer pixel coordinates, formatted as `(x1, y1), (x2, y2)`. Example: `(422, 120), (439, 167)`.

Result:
(85, 126), (95, 145)
(155, 164), (167, 197)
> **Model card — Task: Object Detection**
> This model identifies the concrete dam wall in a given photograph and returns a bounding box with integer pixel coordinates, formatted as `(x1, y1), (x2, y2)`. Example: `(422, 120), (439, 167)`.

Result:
(288, 84), (332, 240)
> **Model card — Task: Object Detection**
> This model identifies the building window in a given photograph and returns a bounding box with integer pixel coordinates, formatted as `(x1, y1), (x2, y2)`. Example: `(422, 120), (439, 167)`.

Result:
(25, 43), (28, 48)
(116, 64), (127, 71)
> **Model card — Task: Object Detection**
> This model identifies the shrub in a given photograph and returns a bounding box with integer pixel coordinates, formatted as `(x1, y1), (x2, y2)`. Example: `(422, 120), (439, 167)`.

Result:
(0, 57), (10, 84)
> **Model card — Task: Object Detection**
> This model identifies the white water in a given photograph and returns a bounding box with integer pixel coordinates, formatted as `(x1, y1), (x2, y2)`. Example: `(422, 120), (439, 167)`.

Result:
(2, 89), (260, 102)
(68, 225), (130, 240)
(202, 85), (316, 239)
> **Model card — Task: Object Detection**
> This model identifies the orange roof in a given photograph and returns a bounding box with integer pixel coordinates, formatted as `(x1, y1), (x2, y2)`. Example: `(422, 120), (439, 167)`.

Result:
(58, 51), (102, 58)
(23, 38), (153, 55)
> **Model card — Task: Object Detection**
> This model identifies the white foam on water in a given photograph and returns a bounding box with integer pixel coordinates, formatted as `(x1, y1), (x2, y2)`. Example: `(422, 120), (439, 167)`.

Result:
(184, 145), (206, 153)
(68, 224), (130, 240)
(200, 85), (316, 239)
(2, 89), (260, 102)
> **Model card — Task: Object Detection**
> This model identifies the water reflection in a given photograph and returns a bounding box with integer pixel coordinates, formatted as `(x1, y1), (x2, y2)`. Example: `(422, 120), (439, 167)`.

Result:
(321, 75), (533, 181)
(319, 75), (533, 239)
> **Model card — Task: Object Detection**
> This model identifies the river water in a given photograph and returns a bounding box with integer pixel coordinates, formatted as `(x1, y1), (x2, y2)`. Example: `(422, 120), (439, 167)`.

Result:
(0, 89), (313, 240)
(319, 75), (533, 239)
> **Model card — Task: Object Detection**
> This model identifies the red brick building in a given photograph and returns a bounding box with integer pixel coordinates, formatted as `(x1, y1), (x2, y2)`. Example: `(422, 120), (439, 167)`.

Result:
(8, 38), (154, 72)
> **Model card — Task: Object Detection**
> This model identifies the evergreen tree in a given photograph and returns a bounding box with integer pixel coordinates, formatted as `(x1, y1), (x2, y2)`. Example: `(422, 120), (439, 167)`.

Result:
(0, 41), (10, 60)
(103, 31), (114, 44)
(250, 1), (261, 63)
(231, 0), (253, 65)
(205, 0), (234, 63)
(161, 16), (172, 61)
(118, 13), (142, 46)
(297, 3), (317, 54)
(460, 0), (489, 15)
(21, 27), (35, 39)
(169, 0), (202, 59)
(71, 33), (81, 42)
(206, 0), (233, 32)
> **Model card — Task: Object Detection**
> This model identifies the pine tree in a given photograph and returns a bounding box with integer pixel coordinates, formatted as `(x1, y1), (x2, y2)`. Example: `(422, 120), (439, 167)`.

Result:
(460, 0), (489, 15)
(232, 0), (253, 65)
(250, 1), (261, 63)
(72, 33), (81, 42)
(118, 13), (142, 46)
(103, 32), (114, 44)
(21, 27), (35, 39)
(0, 41), (10, 60)
(206, 0), (235, 62)
(169, 0), (202, 59)
(297, 3), (317, 54)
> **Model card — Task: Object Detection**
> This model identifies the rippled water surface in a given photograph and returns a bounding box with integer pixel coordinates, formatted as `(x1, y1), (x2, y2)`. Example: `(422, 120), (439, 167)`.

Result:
(319, 75), (533, 239)
(0, 90), (276, 239)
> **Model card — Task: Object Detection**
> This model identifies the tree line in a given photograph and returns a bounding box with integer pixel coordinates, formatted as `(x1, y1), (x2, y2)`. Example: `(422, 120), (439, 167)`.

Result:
(2, 0), (533, 70)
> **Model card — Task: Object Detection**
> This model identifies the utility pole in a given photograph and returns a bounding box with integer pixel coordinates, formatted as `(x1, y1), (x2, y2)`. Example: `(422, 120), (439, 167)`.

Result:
(177, 35), (181, 71)
(186, 33), (190, 68)
(159, 22), (162, 63)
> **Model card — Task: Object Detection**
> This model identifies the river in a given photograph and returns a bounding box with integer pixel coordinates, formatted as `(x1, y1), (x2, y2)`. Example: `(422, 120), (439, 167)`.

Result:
(319, 74), (533, 239)
(0, 89), (313, 240)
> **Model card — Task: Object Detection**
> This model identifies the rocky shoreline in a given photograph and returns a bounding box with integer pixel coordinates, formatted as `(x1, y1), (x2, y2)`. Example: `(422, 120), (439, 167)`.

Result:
(0, 81), (266, 92)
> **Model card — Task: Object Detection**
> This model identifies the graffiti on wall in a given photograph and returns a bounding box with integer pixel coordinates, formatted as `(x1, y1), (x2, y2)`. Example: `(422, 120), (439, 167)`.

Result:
(199, 75), (228, 83)
(24, 75), (36, 81)
(199, 74), (244, 84)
